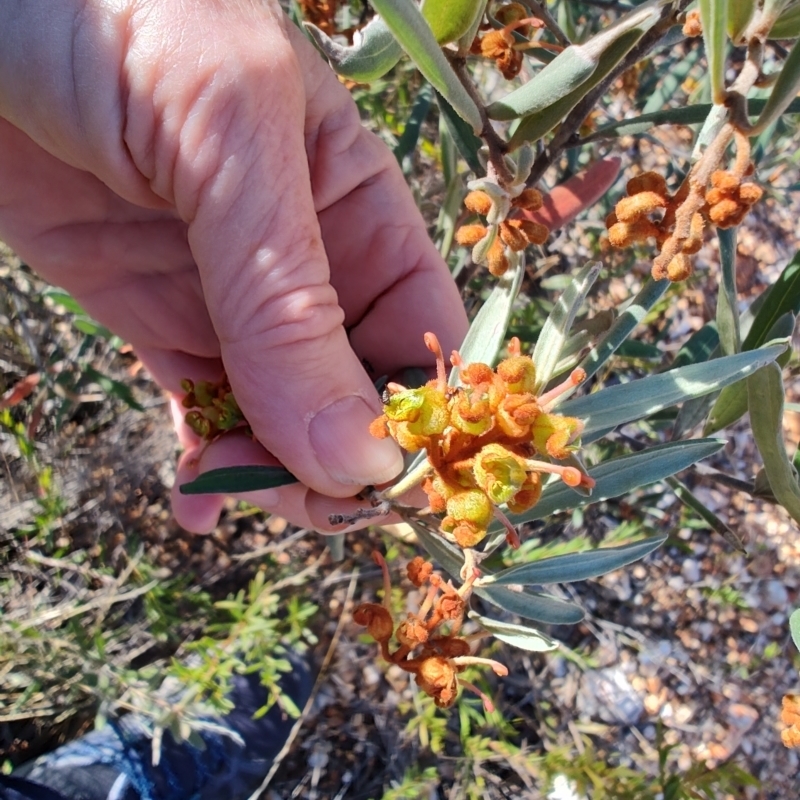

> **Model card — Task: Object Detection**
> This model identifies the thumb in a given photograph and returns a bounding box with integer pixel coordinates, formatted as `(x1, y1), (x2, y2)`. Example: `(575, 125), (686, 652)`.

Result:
(131, 9), (403, 497)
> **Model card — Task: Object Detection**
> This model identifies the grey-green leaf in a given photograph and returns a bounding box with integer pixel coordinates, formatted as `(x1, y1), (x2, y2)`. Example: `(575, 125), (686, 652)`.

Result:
(705, 318), (795, 434)
(478, 584), (585, 624)
(480, 535), (667, 587)
(716, 227), (741, 355)
(486, 0), (662, 122)
(450, 258), (525, 385)
(532, 262), (601, 393)
(468, 611), (559, 652)
(370, 0), (482, 131)
(699, 0), (728, 104)
(790, 608), (800, 651)
(748, 362), (800, 524)
(751, 34), (800, 134)
(304, 18), (403, 81)
(742, 251), (800, 351)
(770, 2), (800, 38)
(559, 346), (785, 438)
(578, 279), (669, 386)
(495, 438), (724, 528)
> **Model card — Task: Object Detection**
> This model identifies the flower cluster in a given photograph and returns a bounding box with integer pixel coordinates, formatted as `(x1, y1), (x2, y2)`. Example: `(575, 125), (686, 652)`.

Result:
(354, 552), (506, 710)
(606, 165), (763, 282)
(456, 187), (549, 276)
(705, 170), (763, 229)
(370, 333), (593, 548)
(781, 694), (800, 748)
(471, 4), (542, 80)
(180, 376), (248, 442)
(606, 172), (703, 281)
(682, 9), (702, 38)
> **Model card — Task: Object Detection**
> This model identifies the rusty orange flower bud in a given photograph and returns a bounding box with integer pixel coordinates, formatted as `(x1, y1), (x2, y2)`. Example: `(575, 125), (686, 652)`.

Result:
(353, 603), (394, 642)
(615, 191), (667, 222)
(407, 556), (434, 587)
(666, 253), (693, 282)
(625, 172), (668, 198)
(486, 236), (510, 277)
(464, 190), (493, 216)
(739, 183), (763, 205)
(782, 727), (800, 748)
(782, 695), (800, 727)
(515, 218), (549, 245)
(499, 220), (528, 252)
(369, 416), (390, 438)
(705, 187), (732, 206)
(512, 188), (544, 211)
(456, 224), (489, 247)
(708, 198), (741, 228)
(607, 218), (660, 247)
(416, 656), (459, 708)
(683, 9), (702, 37)
(710, 170), (739, 191)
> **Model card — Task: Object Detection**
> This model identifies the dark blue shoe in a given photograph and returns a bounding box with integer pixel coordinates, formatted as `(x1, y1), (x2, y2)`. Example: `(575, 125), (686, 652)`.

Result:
(2, 655), (313, 800)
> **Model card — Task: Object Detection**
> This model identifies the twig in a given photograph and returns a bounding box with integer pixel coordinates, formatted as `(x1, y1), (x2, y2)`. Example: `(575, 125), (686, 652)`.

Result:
(448, 55), (513, 185)
(519, 0), (570, 47)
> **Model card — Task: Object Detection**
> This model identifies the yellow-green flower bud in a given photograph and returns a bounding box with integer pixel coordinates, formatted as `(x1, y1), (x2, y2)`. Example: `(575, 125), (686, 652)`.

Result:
(472, 443), (528, 505)
(531, 413), (583, 460)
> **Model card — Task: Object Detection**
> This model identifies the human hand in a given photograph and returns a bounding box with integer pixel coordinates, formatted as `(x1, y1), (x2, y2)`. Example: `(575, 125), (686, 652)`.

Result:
(0, 0), (468, 532)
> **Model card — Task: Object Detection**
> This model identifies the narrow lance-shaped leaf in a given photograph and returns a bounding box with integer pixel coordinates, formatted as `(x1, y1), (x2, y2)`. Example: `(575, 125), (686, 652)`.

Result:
(370, 0), (483, 131)
(491, 438), (724, 529)
(559, 345), (784, 438)
(577, 98), (800, 145)
(769, 2), (800, 38)
(748, 362), (800, 524)
(479, 535), (667, 587)
(304, 17), (402, 81)
(532, 262), (601, 393)
(409, 517), (585, 624)
(705, 318), (795, 434)
(716, 227), (741, 356)
(728, 0), (757, 43)
(508, 28), (647, 150)
(477, 584), (585, 624)
(468, 610), (559, 652)
(394, 84), (433, 164)
(790, 608), (800, 652)
(742, 251), (800, 351)
(435, 90), (482, 175)
(699, 0), (728, 104)
(751, 34), (800, 135)
(180, 466), (299, 495)
(486, 0), (662, 121)
(575, 278), (669, 388)
(450, 257), (525, 385)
